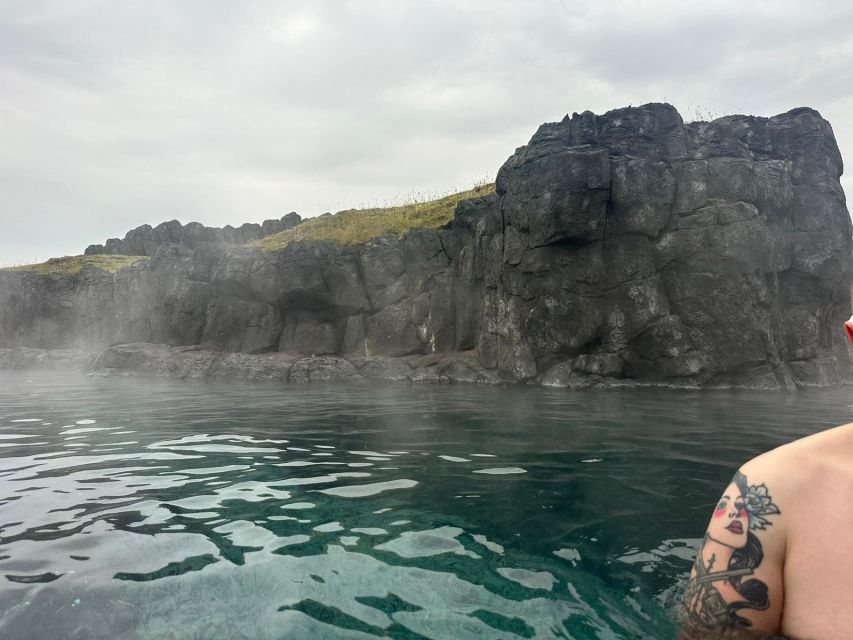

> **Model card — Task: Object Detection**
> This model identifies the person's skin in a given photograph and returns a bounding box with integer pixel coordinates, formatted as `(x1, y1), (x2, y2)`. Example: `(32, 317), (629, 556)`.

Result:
(681, 422), (853, 639)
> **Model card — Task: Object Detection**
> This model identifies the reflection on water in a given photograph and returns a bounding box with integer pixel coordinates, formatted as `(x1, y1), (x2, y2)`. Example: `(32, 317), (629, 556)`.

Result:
(0, 372), (849, 639)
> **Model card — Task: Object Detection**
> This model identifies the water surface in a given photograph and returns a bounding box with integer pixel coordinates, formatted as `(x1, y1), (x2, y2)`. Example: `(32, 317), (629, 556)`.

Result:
(0, 371), (849, 639)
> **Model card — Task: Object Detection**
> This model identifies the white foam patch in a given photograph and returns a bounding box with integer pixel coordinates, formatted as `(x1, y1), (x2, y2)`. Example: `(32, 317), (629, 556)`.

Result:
(351, 528), (388, 536)
(554, 547), (581, 563)
(615, 550), (658, 565)
(616, 538), (702, 569)
(167, 482), (292, 510)
(315, 479), (417, 498)
(273, 474), (337, 487)
(339, 536), (360, 546)
(497, 567), (556, 591)
(438, 455), (470, 463)
(281, 502), (315, 510)
(469, 454), (497, 458)
(472, 467), (527, 475)
(472, 534), (504, 555)
(160, 444), (279, 454)
(313, 522), (344, 533)
(182, 511), (219, 520)
(376, 526), (479, 559)
(272, 472), (371, 488)
(580, 458), (604, 463)
(160, 434), (287, 444)
(212, 520), (279, 549)
(61, 427), (112, 435)
(11, 419), (42, 423)
(179, 465), (250, 476)
(273, 534), (311, 548)
(349, 450), (391, 457)
(75, 419), (97, 425)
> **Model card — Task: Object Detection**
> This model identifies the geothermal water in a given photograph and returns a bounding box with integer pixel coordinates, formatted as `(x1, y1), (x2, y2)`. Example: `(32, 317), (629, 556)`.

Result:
(0, 371), (848, 639)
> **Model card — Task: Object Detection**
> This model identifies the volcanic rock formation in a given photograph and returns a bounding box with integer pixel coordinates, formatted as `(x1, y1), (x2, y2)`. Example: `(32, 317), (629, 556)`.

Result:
(83, 212), (303, 256)
(1, 103), (850, 390)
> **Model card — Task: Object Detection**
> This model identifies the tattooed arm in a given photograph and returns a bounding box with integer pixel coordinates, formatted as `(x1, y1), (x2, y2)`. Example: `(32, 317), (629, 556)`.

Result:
(681, 456), (789, 637)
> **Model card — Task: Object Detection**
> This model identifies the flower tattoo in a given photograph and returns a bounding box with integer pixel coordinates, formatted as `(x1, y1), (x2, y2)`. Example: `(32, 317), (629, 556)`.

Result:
(743, 483), (780, 531)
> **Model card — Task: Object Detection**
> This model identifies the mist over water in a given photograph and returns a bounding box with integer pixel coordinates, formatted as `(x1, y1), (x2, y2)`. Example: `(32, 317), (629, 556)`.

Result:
(0, 372), (849, 639)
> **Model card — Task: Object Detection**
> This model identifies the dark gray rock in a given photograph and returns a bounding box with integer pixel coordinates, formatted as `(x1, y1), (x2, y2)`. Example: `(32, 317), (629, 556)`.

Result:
(89, 343), (294, 381)
(279, 317), (342, 355)
(201, 297), (282, 353)
(207, 352), (293, 382)
(360, 235), (408, 309)
(341, 315), (367, 356)
(354, 357), (415, 382)
(365, 302), (423, 357)
(86, 213), (304, 257)
(431, 355), (504, 384)
(288, 356), (362, 383)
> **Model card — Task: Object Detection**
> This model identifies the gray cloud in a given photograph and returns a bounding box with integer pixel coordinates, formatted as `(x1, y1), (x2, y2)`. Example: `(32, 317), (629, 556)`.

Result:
(1, 0), (851, 264)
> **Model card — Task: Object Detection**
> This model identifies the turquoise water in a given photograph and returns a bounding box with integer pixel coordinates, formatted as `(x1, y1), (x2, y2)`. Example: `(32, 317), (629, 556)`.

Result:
(0, 371), (849, 639)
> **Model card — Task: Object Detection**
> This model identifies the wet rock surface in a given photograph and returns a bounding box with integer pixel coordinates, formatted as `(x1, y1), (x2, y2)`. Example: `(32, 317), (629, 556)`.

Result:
(2, 104), (851, 390)
(0, 344), (506, 386)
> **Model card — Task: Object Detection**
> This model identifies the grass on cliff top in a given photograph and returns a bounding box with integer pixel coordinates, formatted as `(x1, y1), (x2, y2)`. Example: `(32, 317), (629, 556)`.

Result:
(253, 183), (496, 252)
(1, 255), (147, 276)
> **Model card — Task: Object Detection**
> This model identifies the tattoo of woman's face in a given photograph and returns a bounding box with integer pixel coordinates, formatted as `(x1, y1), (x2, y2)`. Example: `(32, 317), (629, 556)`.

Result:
(707, 482), (749, 548)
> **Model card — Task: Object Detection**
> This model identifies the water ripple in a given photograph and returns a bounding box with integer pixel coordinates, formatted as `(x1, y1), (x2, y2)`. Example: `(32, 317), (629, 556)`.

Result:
(1, 371), (849, 638)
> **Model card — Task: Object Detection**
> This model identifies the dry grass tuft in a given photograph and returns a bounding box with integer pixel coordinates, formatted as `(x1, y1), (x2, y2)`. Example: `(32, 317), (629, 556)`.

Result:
(1, 255), (148, 276)
(253, 184), (495, 252)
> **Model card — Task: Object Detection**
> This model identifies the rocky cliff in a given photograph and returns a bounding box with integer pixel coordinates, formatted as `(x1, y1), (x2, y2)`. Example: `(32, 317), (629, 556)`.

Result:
(1, 103), (850, 390)
(83, 212), (303, 256)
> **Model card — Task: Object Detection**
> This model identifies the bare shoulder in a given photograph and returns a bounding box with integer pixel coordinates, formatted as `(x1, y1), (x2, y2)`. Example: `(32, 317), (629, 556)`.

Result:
(747, 423), (853, 639)
(745, 422), (853, 491)
(682, 422), (853, 638)
(776, 421), (853, 458)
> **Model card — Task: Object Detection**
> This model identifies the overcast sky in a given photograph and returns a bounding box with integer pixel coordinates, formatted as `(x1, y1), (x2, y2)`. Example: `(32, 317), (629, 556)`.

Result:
(1, 0), (852, 264)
